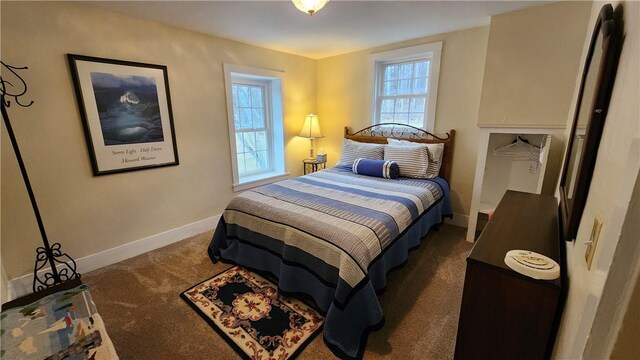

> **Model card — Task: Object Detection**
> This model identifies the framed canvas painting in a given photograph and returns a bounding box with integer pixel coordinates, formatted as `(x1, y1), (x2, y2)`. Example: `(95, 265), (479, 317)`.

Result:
(68, 54), (179, 175)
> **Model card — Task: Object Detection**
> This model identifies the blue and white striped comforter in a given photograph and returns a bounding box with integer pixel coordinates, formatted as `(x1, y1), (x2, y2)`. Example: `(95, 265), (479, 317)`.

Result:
(213, 167), (445, 305)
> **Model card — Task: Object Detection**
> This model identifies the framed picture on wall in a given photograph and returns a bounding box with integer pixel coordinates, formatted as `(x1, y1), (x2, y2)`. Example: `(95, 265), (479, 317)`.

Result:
(68, 54), (179, 175)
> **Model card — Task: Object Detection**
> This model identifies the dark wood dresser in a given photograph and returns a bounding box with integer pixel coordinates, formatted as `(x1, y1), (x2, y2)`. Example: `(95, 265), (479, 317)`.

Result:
(454, 191), (564, 360)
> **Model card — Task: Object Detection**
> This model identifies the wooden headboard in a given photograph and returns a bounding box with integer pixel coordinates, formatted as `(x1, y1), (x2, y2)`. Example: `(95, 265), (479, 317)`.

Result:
(344, 123), (456, 183)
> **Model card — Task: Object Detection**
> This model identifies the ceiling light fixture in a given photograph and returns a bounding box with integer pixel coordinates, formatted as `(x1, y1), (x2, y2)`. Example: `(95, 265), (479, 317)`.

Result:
(292, 0), (329, 16)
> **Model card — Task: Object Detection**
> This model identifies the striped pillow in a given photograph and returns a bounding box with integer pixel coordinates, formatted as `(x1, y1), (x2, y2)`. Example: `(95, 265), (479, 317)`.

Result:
(336, 139), (384, 167)
(386, 139), (443, 178)
(384, 144), (430, 179)
(425, 143), (444, 178)
(352, 158), (400, 179)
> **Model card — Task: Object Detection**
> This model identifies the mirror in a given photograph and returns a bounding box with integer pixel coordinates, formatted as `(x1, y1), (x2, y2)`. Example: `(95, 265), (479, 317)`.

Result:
(564, 27), (603, 205)
(559, 4), (623, 241)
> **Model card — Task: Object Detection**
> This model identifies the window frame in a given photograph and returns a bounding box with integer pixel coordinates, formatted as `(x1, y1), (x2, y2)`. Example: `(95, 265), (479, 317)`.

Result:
(223, 64), (287, 192)
(370, 42), (442, 132)
(231, 79), (274, 176)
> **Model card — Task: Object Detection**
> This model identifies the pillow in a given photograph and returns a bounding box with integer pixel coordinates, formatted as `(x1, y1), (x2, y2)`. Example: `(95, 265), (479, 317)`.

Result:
(336, 139), (384, 167)
(386, 138), (444, 178)
(352, 158), (400, 179)
(386, 138), (412, 145)
(384, 145), (430, 178)
(425, 143), (444, 178)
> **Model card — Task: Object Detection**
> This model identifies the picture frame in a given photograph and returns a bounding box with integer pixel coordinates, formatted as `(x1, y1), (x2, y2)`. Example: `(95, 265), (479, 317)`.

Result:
(68, 54), (179, 176)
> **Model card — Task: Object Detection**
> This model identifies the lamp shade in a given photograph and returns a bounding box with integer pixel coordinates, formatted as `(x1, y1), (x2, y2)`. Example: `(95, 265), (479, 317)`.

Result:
(299, 114), (324, 139)
(292, 0), (329, 15)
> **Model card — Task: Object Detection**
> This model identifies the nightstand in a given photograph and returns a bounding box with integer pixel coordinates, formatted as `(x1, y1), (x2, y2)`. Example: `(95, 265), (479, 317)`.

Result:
(303, 158), (326, 175)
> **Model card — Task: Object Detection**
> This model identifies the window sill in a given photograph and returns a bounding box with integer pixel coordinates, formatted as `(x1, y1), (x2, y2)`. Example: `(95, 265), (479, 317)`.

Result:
(234, 172), (289, 192)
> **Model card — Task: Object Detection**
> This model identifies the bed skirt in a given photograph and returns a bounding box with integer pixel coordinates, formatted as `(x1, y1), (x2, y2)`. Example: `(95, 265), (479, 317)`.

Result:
(209, 181), (452, 359)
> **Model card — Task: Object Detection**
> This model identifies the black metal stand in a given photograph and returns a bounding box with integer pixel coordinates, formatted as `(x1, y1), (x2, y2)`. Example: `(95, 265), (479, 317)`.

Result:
(1, 62), (80, 292)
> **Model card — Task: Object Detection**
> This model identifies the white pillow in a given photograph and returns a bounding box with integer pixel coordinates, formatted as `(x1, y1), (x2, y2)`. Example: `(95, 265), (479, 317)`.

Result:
(425, 143), (444, 178)
(336, 139), (384, 167)
(386, 138), (444, 178)
(386, 138), (415, 146)
(384, 145), (430, 179)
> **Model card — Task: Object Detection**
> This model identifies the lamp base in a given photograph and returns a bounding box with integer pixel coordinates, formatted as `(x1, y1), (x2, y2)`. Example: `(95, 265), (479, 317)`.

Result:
(309, 138), (315, 159)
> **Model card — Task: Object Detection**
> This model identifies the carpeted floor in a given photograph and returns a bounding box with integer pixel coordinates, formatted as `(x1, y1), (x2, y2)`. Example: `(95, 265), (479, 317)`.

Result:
(83, 224), (472, 360)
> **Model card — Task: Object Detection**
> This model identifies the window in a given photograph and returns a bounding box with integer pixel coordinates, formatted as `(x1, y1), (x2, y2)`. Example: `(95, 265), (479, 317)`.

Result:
(224, 64), (286, 191)
(232, 81), (271, 175)
(371, 42), (442, 132)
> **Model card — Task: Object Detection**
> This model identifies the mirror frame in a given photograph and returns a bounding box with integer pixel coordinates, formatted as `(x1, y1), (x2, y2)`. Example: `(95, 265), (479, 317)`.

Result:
(559, 4), (623, 241)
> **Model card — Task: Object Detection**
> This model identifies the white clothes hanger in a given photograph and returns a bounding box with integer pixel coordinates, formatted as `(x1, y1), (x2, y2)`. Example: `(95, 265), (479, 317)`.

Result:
(493, 135), (541, 161)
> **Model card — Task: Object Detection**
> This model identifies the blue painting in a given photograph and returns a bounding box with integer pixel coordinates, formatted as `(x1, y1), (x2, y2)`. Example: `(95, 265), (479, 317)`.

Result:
(90, 72), (164, 146)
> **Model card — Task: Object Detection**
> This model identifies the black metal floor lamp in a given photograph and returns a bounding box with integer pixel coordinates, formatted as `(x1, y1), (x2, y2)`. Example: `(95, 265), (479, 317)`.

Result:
(1, 61), (80, 292)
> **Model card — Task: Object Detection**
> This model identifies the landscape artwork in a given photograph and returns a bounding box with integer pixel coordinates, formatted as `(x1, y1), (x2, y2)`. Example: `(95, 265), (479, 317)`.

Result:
(69, 54), (179, 176)
(90, 72), (164, 146)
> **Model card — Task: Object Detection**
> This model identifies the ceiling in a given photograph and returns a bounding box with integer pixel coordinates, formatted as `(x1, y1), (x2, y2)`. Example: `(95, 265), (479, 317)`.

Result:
(89, 1), (550, 59)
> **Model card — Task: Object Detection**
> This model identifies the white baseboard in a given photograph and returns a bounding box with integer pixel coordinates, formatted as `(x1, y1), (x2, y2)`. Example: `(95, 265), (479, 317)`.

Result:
(8, 215), (221, 299)
(445, 213), (469, 228)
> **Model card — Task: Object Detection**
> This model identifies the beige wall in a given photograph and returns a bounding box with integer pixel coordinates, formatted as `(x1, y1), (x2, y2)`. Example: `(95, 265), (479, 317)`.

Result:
(611, 261), (640, 359)
(478, 1), (591, 127)
(553, 1), (640, 358)
(317, 26), (490, 216)
(1, 1), (316, 280)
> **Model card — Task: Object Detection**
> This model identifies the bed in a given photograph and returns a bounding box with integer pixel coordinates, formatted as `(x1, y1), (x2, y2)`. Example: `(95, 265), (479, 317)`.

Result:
(209, 124), (455, 359)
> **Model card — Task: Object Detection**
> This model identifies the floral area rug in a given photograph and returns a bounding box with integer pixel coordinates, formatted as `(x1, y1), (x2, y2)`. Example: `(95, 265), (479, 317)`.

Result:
(180, 266), (324, 360)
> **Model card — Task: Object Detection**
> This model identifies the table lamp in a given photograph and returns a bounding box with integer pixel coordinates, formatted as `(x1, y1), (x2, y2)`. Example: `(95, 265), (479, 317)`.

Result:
(299, 114), (324, 159)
